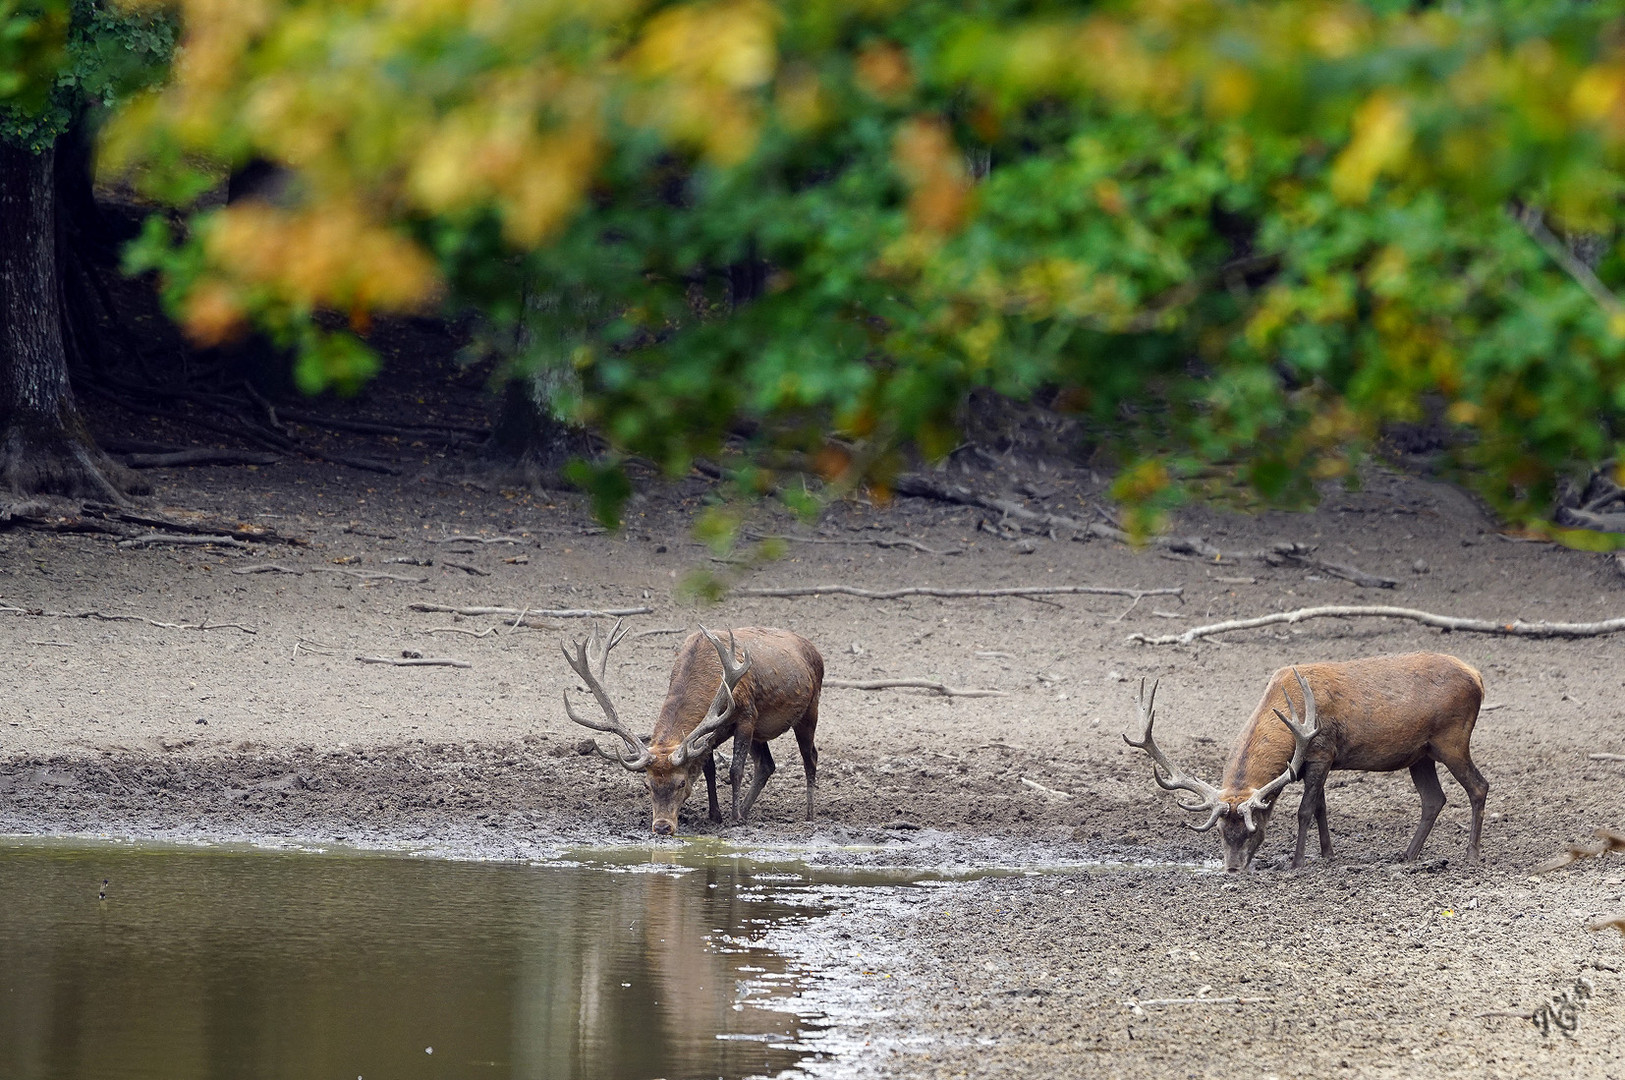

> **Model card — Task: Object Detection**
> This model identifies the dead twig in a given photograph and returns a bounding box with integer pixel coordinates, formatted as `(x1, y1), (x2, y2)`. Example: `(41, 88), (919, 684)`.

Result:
(1278, 551), (1397, 589)
(422, 626), (498, 638)
(311, 568), (426, 583)
(121, 448), (281, 469)
(82, 502), (303, 545)
(408, 602), (653, 619)
(440, 560), (491, 577)
(737, 584), (1182, 602)
(743, 529), (964, 556)
(426, 534), (529, 545)
(0, 603), (256, 634)
(231, 563), (303, 575)
(1533, 828), (1625, 873)
(1124, 995), (1274, 1015)
(117, 533), (252, 550)
(824, 677), (1006, 698)
(633, 626), (690, 639)
(1020, 776), (1072, 799)
(1130, 606), (1625, 646)
(1590, 753), (1625, 762)
(357, 653), (472, 669)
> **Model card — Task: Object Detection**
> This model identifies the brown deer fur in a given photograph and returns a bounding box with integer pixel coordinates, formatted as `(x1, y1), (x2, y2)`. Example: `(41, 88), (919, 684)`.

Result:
(564, 624), (823, 836)
(1129, 652), (1489, 871)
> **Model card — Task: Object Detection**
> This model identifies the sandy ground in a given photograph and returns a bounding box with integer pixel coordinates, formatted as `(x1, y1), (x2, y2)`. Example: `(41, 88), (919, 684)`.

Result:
(2, 438), (1624, 1078)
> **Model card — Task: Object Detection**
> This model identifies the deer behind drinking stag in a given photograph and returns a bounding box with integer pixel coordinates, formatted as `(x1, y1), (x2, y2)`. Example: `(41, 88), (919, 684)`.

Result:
(563, 622), (823, 835)
(1125, 652), (1489, 871)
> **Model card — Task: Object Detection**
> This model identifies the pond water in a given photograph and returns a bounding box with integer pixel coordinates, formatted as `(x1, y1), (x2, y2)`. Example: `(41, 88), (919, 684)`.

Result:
(0, 839), (856, 1080)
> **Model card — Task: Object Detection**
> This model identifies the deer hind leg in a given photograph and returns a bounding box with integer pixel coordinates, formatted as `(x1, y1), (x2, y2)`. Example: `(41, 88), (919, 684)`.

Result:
(738, 740), (776, 822)
(794, 692), (820, 822)
(1433, 738), (1490, 862)
(1404, 759), (1447, 862)
(701, 750), (722, 824)
(1294, 761), (1332, 868)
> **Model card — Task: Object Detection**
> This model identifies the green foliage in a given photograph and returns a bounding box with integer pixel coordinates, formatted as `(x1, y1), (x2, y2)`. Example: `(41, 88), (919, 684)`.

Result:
(104, 0), (1625, 526)
(0, 0), (171, 151)
(0, 2), (68, 108)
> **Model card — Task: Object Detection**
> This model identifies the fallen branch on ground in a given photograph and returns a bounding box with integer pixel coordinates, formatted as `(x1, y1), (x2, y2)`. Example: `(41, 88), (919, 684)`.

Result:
(1124, 995), (1275, 1014)
(1555, 506), (1625, 533)
(427, 534), (529, 545)
(895, 475), (1391, 581)
(1533, 828), (1625, 873)
(227, 562), (426, 582)
(1278, 551), (1397, 589)
(120, 448), (281, 469)
(824, 678), (1006, 698)
(0, 604), (255, 633)
(83, 502), (303, 545)
(1130, 606), (1625, 646)
(738, 584), (1182, 602)
(422, 626), (498, 637)
(440, 560), (490, 577)
(743, 529), (964, 556)
(408, 602), (654, 619)
(1591, 753), (1625, 762)
(1019, 776), (1072, 798)
(357, 653), (472, 669)
(117, 533), (252, 550)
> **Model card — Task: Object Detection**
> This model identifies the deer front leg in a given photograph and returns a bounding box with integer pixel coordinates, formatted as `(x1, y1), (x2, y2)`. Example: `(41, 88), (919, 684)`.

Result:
(727, 728), (751, 823)
(1293, 761), (1331, 868)
(701, 750), (722, 823)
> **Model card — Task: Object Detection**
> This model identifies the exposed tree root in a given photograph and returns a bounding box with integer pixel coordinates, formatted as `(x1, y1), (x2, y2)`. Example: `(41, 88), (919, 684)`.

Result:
(1130, 605), (1625, 646)
(738, 583), (1182, 602)
(824, 678), (1005, 698)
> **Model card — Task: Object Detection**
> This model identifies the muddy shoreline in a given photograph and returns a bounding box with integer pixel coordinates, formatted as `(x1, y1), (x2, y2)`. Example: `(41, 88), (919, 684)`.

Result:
(4, 447), (1625, 1076)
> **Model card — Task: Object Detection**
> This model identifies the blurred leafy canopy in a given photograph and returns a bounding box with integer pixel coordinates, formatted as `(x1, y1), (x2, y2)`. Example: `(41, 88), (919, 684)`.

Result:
(105, 0), (1625, 525)
(1, 0), (172, 151)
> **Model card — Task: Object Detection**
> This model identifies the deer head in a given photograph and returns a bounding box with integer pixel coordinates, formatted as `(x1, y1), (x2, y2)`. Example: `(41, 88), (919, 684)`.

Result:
(1124, 672), (1318, 871)
(563, 622), (752, 835)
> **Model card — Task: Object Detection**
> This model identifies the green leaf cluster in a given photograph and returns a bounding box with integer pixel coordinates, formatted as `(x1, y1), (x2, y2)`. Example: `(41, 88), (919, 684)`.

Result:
(105, 0), (1625, 523)
(1, 0), (172, 151)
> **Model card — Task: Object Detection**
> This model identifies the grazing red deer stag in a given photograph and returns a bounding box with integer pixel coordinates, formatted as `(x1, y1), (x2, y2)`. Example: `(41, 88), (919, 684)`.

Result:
(562, 622), (823, 836)
(1125, 652), (1488, 871)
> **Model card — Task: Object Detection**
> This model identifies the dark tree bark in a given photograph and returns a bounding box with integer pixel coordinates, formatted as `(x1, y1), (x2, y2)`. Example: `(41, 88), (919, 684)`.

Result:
(0, 140), (143, 499)
(485, 374), (593, 488)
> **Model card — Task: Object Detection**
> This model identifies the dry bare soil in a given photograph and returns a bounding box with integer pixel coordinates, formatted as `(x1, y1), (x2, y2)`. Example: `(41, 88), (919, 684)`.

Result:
(2, 425), (1623, 1078)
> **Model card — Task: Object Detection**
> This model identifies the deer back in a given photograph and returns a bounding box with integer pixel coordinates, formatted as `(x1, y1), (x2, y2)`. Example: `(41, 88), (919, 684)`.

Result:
(1223, 652), (1483, 795)
(652, 628), (823, 751)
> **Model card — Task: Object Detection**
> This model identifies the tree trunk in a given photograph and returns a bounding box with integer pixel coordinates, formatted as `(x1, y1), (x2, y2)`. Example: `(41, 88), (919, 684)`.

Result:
(0, 140), (142, 500)
(485, 368), (594, 488)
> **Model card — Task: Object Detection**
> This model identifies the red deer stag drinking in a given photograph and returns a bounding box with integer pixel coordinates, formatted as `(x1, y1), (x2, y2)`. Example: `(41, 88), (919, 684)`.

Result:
(1124, 652), (1488, 871)
(562, 622), (823, 836)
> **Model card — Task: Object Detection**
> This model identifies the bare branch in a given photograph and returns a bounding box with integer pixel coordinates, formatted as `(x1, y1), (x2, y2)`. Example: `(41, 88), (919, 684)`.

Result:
(357, 654), (472, 669)
(1020, 776), (1072, 799)
(743, 529), (964, 556)
(1130, 605), (1625, 646)
(121, 448), (281, 469)
(409, 602), (653, 619)
(0, 604), (256, 634)
(427, 534), (529, 545)
(738, 583), (1181, 602)
(116, 533), (252, 550)
(824, 678), (1006, 698)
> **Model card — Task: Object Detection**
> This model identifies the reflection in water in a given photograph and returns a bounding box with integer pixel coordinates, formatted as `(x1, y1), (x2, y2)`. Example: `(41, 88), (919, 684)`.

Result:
(0, 842), (819, 1080)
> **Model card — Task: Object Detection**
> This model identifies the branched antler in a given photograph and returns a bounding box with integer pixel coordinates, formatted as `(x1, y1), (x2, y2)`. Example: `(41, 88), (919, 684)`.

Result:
(1123, 678), (1226, 832)
(672, 626), (753, 766)
(561, 619), (648, 770)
